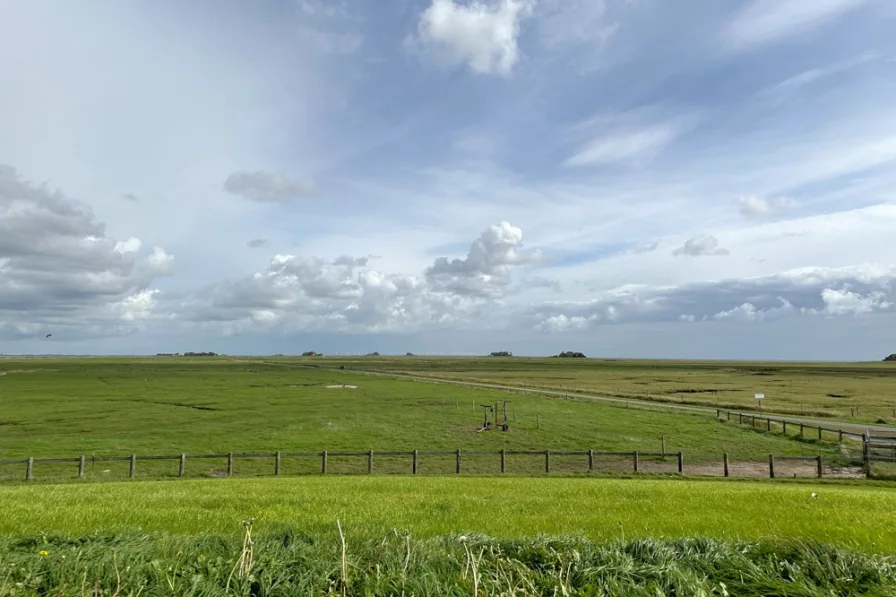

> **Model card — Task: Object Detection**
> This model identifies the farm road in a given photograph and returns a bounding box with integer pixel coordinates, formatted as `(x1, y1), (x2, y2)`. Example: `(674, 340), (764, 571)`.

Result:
(267, 361), (896, 437)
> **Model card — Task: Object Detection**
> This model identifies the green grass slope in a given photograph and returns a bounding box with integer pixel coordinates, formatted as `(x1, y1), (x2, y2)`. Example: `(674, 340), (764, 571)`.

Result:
(2, 477), (895, 553)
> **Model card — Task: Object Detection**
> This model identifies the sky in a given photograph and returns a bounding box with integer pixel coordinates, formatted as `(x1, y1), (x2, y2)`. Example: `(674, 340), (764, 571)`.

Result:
(2, 0), (896, 360)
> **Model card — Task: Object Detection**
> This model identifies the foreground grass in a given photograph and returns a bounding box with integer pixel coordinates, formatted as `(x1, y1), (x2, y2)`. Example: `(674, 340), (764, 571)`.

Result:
(2, 533), (894, 596)
(2, 477), (895, 553)
(0, 359), (841, 472)
(299, 355), (896, 424)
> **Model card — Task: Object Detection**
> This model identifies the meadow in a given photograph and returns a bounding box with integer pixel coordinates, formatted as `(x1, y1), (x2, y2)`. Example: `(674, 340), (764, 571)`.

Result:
(290, 355), (896, 424)
(0, 357), (851, 484)
(2, 356), (895, 594)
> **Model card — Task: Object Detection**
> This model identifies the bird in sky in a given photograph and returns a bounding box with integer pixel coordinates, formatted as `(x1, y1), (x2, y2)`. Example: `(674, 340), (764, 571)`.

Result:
(45, 334), (52, 338)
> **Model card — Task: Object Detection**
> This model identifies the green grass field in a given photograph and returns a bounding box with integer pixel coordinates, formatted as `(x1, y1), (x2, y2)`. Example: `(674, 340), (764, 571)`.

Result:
(2, 476), (895, 551)
(2, 477), (896, 594)
(285, 355), (896, 424)
(2, 356), (895, 593)
(0, 358), (848, 479)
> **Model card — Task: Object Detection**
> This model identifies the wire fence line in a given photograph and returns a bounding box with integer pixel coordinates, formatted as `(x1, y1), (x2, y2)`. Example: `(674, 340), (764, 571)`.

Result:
(716, 408), (868, 441)
(0, 447), (865, 484)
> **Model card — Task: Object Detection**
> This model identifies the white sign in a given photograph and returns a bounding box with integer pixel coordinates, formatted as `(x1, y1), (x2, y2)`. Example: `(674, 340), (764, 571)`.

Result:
(754, 393), (765, 399)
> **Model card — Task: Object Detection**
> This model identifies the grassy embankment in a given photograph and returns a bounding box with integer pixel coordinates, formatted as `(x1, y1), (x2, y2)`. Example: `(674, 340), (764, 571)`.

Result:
(1, 477), (895, 594)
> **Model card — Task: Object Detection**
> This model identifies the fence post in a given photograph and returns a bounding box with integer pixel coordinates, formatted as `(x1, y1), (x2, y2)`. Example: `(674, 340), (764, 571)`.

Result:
(130, 454), (137, 478)
(727, 411), (731, 421)
(26, 457), (33, 481)
(588, 449), (594, 471)
(413, 450), (418, 475)
(322, 450), (328, 474)
(816, 455), (823, 478)
(677, 452), (683, 474)
(633, 451), (639, 473)
(783, 421), (787, 434)
(368, 450), (374, 474)
(545, 450), (550, 473)
(817, 427), (822, 441)
(456, 449), (461, 474)
(862, 432), (869, 472)
(661, 435), (666, 456)
(739, 413), (743, 425)
(800, 424), (804, 438)
(78, 455), (85, 479)
(274, 451), (280, 476)
(768, 454), (775, 479)
(536, 415), (540, 429)
(179, 453), (186, 477)
(723, 453), (729, 478)
(225, 453), (232, 477)
(838, 430), (843, 444)
(766, 418), (771, 432)
(500, 449), (506, 473)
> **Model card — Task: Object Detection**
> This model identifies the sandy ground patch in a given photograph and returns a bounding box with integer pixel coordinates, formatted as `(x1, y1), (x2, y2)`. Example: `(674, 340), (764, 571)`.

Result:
(326, 384), (358, 389)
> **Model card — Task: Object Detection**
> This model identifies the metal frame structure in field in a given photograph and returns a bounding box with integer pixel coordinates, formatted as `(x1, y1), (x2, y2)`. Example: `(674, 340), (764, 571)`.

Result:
(477, 400), (510, 432)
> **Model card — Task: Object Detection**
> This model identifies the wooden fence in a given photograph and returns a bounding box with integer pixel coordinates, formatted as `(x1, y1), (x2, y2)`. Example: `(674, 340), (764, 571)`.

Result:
(866, 437), (896, 464)
(716, 409), (870, 442)
(0, 448), (863, 483)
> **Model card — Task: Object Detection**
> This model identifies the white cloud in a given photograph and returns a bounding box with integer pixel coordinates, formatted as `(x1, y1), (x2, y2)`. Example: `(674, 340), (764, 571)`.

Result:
(723, 0), (873, 50)
(759, 51), (881, 100)
(223, 170), (316, 203)
(536, 313), (596, 333)
(412, 0), (534, 76)
(425, 221), (539, 297)
(713, 298), (795, 322)
(736, 195), (798, 217)
(819, 288), (891, 315)
(526, 264), (896, 330)
(179, 221), (534, 334)
(564, 121), (683, 168)
(672, 235), (730, 257)
(0, 165), (173, 338)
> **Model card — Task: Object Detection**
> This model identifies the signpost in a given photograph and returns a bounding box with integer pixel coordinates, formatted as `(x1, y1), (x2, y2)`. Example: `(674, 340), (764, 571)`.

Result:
(755, 393), (765, 413)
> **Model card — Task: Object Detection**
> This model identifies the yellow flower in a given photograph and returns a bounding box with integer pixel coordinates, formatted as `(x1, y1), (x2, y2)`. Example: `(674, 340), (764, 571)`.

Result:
(38, 550), (49, 557)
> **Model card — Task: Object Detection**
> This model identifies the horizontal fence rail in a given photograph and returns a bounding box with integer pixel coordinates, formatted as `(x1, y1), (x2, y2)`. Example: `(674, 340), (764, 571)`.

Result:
(0, 448), (867, 483)
(716, 409), (869, 440)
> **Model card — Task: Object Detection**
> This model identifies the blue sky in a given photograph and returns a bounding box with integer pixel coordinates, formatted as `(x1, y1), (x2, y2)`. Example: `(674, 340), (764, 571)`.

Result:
(1, 0), (896, 359)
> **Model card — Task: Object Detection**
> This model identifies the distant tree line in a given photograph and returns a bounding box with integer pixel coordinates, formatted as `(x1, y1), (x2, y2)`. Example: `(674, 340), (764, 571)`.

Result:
(884, 354), (896, 362)
(489, 351), (513, 357)
(555, 351), (587, 359)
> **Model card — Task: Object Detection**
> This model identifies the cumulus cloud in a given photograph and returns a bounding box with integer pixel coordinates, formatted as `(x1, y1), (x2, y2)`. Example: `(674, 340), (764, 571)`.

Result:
(672, 235), (730, 257)
(177, 221), (535, 335)
(819, 288), (892, 315)
(536, 313), (596, 333)
(526, 264), (896, 330)
(247, 239), (272, 249)
(713, 298), (795, 322)
(425, 221), (540, 297)
(0, 165), (173, 338)
(737, 195), (798, 217)
(223, 170), (315, 203)
(412, 0), (534, 76)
